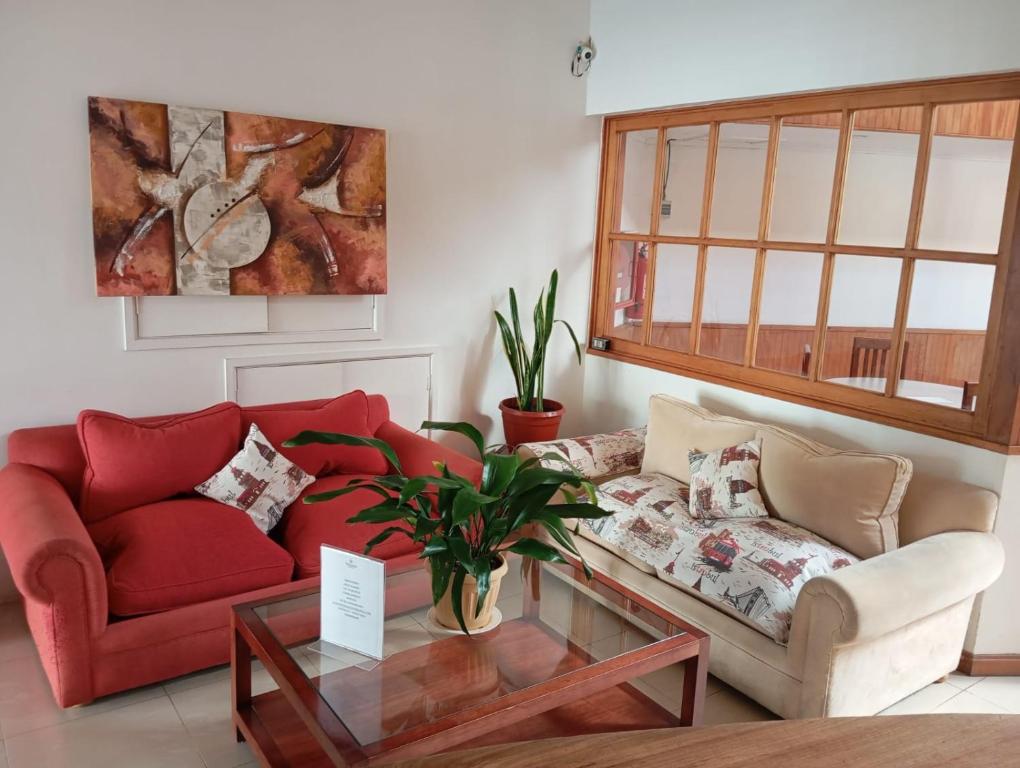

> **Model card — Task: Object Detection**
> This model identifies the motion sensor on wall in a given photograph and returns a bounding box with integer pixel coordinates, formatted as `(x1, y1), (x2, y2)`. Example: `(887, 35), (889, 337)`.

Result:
(571, 39), (595, 77)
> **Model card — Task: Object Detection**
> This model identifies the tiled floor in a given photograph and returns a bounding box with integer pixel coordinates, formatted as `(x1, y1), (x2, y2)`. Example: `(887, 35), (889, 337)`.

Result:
(0, 596), (1018, 767)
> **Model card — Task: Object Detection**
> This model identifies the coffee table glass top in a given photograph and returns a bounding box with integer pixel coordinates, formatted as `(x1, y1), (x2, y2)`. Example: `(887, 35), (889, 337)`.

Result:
(249, 555), (694, 750)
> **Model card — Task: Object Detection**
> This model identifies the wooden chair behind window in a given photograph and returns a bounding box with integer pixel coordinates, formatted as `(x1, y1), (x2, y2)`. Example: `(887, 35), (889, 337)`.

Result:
(849, 337), (909, 379)
(961, 380), (979, 411)
(801, 344), (812, 377)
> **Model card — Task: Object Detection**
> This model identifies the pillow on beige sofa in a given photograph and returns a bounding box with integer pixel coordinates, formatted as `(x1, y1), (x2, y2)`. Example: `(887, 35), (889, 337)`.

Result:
(641, 396), (912, 559)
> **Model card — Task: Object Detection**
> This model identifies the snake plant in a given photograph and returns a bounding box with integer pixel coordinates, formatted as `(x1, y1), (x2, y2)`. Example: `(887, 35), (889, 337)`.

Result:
(495, 270), (583, 412)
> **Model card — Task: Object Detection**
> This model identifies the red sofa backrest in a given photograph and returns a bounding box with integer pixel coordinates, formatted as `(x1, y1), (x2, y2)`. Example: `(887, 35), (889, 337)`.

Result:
(6, 394), (392, 505)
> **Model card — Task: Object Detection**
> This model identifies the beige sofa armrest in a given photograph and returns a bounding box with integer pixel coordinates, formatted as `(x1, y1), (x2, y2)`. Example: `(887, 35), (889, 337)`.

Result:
(516, 427), (646, 483)
(789, 531), (1003, 652)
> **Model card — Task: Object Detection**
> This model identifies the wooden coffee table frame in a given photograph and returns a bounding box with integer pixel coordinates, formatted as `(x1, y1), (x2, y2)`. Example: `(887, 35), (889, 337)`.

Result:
(231, 557), (710, 767)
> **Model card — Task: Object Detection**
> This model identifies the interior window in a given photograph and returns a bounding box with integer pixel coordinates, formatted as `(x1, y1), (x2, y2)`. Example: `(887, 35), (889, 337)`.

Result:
(754, 250), (824, 377)
(608, 240), (648, 342)
(917, 100), (1018, 253)
(709, 122), (770, 239)
(821, 255), (903, 392)
(897, 260), (995, 411)
(769, 114), (841, 243)
(658, 125), (710, 237)
(838, 106), (923, 248)
(650, 243), (699, 352)
(615, 130), (658, 234)
(698, 246), (757, 363)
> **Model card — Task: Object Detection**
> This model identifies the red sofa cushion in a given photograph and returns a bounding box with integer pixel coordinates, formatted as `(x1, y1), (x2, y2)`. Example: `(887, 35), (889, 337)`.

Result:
(88, 498), (295, 616)
(77, 402), (242, 523)
(280, 475), (420, 578)
(242, 390), (388, 477)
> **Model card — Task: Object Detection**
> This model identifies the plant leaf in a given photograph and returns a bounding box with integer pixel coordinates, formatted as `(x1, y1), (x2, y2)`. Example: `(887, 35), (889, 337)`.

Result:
(447, 535), (474, 572)
(421, 421), (485, 457)
(347, 500), (411, 524)
(363, 526), (411, 553)
(422, 538), (448, 556)
(544, 502), (613, 519)
(303, 483), (392, 505)
(398, 477), (428, 506)
(495, 310), (525, 404)
(555, 318), (584, 365)
(473, 555), (492, 615)
(481, 452), (519, 497)
(507, 537), (568, 564)
(284, 431), (401, 473)
(429, 554), (452, 606)
(450, 568), (470, 635)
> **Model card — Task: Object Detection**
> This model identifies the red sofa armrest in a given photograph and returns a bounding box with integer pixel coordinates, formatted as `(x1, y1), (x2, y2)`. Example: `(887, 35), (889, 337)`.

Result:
(374, 421), (482, 483)
(0, 463), (108, 636)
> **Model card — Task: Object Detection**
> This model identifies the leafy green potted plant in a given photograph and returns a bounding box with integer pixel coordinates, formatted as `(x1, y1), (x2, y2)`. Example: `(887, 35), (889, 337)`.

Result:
(284, 420), (610, 634)
(495, 270), (583, 448)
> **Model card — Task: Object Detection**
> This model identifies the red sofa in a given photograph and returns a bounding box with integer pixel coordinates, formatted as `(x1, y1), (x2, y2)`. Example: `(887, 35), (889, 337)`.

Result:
(0, 393), (480, 707)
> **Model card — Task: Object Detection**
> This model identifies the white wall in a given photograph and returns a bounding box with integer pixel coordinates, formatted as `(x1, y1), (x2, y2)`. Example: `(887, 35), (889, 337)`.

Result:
(0, 0), (598, 601)
(587, 0), (1020, 655)
(587, 0), (1020, 115)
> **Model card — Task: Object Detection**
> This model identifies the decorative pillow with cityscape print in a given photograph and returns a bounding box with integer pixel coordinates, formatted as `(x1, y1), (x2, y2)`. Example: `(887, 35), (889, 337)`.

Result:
(196, 423), (314, 533)
(688, 439), (768, 520)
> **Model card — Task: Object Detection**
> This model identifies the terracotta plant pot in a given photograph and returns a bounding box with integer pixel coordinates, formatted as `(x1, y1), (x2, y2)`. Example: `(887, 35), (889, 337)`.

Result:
(499, 398), (564, 448)
(430, 555), (509, 632)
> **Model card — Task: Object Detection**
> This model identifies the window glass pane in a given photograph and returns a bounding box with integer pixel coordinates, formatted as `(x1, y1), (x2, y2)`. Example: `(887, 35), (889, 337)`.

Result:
(821, 255), (903, 392)
(608, 240), (648, 342)
(917, 100), (1018, 253)
(698, 246), (756, 363)
(754, 250), (824, 377)
(650, 244), (699, 352)
(709, 122), (770, 239)
(659, 125), (709, 237)
(838, 106), (923, 247)
(769, 114), (840, 242)
(616, 130), (658, 234)
(898, 260), (995, 411)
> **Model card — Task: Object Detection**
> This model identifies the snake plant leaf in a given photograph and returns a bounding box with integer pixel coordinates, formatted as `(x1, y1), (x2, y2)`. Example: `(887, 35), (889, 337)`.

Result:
(284, 431), (401, 474)
(421, 421), (485, 457)
(555, 318), (584, 365)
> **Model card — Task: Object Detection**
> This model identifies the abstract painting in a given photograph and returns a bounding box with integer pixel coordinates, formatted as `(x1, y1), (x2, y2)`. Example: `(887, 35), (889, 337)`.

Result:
(88, 97), (386, 296)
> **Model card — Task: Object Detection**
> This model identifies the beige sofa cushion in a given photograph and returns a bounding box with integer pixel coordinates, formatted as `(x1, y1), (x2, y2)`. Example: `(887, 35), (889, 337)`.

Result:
(642, 396), (757, 483)
(641, 396), (912, 559)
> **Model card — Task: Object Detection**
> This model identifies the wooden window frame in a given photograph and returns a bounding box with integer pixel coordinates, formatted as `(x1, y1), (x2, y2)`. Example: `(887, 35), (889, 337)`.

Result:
(589, 72), (1020, 452)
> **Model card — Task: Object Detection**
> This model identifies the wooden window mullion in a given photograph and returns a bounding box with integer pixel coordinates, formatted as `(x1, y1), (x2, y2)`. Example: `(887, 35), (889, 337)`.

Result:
(886, 103), (934, 397)
(746, 118), (780, 366)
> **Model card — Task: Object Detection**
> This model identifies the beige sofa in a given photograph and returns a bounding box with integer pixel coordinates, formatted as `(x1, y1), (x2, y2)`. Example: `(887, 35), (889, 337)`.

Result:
(519, 395), (1004, 719)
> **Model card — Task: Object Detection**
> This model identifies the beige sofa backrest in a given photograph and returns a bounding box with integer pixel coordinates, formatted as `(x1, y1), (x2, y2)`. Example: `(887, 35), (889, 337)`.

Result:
(641, 395), (997, 557)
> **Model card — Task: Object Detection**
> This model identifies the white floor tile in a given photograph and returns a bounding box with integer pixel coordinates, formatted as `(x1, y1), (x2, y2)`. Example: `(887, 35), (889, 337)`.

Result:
(4, 696), (204, 768)
(167, 678), (253, 768)
(946, 671), (985, 691)
(702, 685), (778, 725)
(932, 689), (1011, 714)
(0, 604), (34, 664)
(0, 655), (165, 738)
(964, 677), (1020, 714)
(878, 682), (961, 715)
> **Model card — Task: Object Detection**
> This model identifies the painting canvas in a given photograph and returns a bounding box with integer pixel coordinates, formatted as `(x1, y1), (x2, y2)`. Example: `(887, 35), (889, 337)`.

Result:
(88, 97), (386, 296)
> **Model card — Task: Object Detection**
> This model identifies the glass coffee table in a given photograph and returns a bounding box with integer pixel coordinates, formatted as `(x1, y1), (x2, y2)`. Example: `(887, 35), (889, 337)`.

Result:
(231, 555), (709, 766)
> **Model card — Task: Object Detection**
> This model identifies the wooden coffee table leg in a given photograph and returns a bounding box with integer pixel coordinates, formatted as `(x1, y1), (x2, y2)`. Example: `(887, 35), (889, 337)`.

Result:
(522, 557), (542, 619)
(679, 645), (709, 727)
(231, 615), (252, 743)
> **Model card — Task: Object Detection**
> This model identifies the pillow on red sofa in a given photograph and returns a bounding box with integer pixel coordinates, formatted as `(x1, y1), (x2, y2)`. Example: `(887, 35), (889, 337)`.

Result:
(78, 402), (242, 523)
(280, 474), (420, 578)
(88, 498), (295, 616)
(242, 390), (388, 477)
